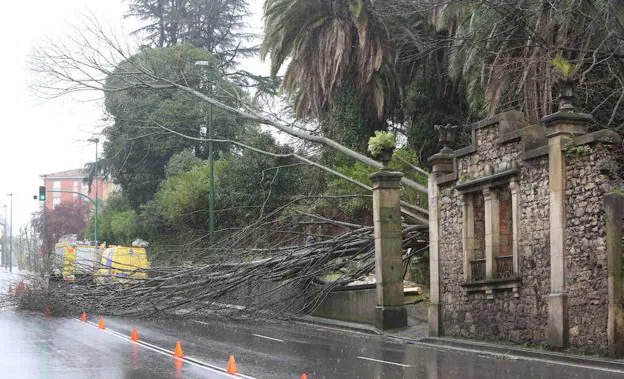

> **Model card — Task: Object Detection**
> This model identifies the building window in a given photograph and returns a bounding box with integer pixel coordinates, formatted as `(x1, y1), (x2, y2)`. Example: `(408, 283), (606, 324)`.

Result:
(73, 180), (79, 200)
(461, 179), (519, 283)
(496, 185), (514, 278)
(52, 198), (61, 208)
(53, 181), (61, 199)
(464, 192), (486, 281)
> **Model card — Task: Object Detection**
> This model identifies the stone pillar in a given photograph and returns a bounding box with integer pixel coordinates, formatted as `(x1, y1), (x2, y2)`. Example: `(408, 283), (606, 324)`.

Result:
(605, 193), (624, 357)
(483, 187), (500, 280)
(427, 147), (455, 336)
(462, 194), (474, 282)
(541, 108), (591, 349)
(370, 169), (407, 330)
(510, 179), (520, 275)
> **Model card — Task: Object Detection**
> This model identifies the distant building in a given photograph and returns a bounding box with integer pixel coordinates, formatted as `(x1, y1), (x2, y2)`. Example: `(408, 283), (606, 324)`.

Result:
(40, 168), (114, 209)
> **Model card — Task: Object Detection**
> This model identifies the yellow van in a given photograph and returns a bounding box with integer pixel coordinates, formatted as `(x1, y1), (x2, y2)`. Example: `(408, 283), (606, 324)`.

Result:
(96, 245), (150, 284)
(51, 238), (99, 282)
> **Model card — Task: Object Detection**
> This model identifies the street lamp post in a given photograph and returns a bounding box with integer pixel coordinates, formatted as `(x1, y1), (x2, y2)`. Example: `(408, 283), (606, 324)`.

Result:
(7, 193), (12, 272)
(194, 60), (216, 243)
(88, 138), (100, 245)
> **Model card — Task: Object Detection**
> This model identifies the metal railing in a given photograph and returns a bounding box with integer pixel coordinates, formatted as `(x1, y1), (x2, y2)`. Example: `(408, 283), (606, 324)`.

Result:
(496, 255), (514, 278)
(470, 258), (486, 281)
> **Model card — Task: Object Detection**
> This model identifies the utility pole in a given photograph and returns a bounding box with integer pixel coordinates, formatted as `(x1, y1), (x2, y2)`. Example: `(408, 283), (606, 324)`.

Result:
(7, 193), (12, 272)
(194, 60), (216, 243)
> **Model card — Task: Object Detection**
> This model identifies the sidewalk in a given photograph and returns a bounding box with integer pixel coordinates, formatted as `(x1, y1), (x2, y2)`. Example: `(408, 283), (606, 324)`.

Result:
(297, 314), (624, 373)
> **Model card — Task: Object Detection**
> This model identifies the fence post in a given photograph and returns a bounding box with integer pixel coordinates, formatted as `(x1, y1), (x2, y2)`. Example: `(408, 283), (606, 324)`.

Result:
(541, 95), (591, 349)
(370, 168), (407, 330)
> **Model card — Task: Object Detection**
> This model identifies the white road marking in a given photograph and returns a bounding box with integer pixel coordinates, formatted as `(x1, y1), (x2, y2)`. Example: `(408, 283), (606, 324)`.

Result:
(192, 320), (287, 343)
(75, 319), (256, 379)
(357, 355), (411, 368)
(252, 334), (284, 343)
(192, 320), (210, 325)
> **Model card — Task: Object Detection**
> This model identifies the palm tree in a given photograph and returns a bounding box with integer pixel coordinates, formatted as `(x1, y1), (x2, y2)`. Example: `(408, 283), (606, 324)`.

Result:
(434, 0), (624, 126)
(261, 0), (395, 123)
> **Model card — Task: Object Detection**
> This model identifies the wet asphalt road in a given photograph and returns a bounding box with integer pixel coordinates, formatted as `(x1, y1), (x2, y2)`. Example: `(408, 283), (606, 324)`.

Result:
(102, 315), (624, 379)
(2, 309), (622, 379)
(0, 310), (230, 378)
(1, 268), (624, 379)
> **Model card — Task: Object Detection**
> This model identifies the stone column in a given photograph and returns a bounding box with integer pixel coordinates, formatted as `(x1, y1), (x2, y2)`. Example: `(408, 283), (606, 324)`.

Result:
(370, 169), (407, 330)
(605, 193), (624, 357)
(510, 179), (520, 275)
(427, 148), (455, 336)
(462, 194), (474, 282)
(541, 108), (591, 349)
(483, 187), (500, 280)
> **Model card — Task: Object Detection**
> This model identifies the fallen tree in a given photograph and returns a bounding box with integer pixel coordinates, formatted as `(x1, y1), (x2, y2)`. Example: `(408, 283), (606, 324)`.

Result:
(7, 219), (427, 320)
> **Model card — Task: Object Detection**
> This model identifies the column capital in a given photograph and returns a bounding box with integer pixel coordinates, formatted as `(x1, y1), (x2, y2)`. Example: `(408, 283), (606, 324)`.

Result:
(509, 179), (518, 195)
(427, 151), (454, 178)
(542, 111), (592, 138)
(369, 170), (403, 189)
(482, 186), (495, 201)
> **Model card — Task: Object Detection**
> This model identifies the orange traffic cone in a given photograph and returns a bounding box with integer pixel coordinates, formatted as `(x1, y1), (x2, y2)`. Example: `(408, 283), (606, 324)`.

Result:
(300, 373), (309, 379)
(81, 311), (87, 322)
(131, 326), (139, 342)
(226, 354), (238, 375)
(98, 317), (106, 330)
(174, 341), (184, 358)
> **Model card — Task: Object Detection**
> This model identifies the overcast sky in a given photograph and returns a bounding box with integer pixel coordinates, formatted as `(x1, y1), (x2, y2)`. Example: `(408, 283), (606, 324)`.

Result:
(0, 0), (266, 232)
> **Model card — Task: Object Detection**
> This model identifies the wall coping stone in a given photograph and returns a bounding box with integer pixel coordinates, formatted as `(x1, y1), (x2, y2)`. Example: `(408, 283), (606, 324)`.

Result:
(522, 145), (549, 160)
(437, 171), (459, 186)
(571, 129), (622, 147)
(499, 110), (526, 143)
(455, 168), (519, 193)
(455, 111), (525, 159)
(455, 144), (476, 158)
(541, 110), (593, 128)
(470, 115), (500, 130)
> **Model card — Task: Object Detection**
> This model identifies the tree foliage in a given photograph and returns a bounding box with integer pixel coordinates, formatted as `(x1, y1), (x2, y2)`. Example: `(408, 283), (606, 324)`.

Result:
(146, 131), (306, 248)
(102, 44), (248, 208)
(262, 0), (398, 123)
(262, 0), (472, 162)
(435, 0), (624, 127)
(126, 0), (254, 63)
(32, 201), (90, 253)
(86, 193), (140, 246)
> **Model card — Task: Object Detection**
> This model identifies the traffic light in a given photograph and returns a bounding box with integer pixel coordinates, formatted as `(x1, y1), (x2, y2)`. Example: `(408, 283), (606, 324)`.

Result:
(39, 186), (46, 201)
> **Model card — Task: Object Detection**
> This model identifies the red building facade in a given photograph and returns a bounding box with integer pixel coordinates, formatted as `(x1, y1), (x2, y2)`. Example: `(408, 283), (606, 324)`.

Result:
(40, 169), (113, 209)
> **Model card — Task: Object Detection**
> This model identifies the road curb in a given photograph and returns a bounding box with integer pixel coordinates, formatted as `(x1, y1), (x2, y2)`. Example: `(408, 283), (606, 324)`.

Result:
(293, 316), (624, 372)
(407, 337), (624, 372)
(293, 316), (382, 335)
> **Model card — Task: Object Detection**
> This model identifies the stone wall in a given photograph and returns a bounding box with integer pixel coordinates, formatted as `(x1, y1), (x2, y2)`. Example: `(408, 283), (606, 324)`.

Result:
(564, 144), (618, 354)
(438, 118), (551, 343)
(311, 285), (377, 324)
(516, 156), (550, 342)
(433, 111), (622, 354)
